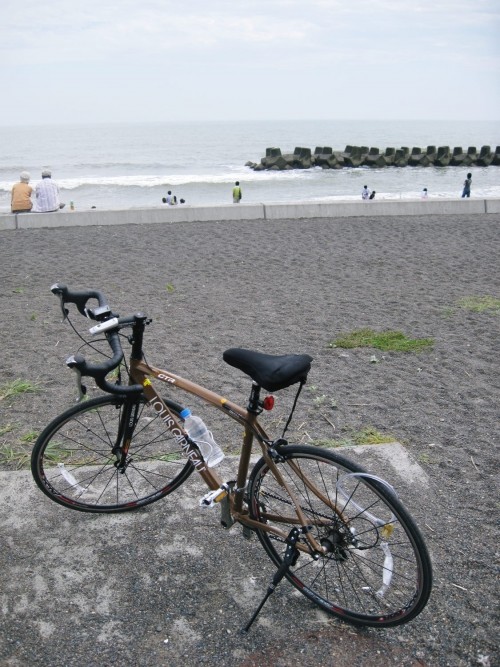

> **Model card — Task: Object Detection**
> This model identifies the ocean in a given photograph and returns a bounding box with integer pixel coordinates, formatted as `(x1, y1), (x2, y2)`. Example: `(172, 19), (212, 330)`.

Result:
(1, 119), (499, 212)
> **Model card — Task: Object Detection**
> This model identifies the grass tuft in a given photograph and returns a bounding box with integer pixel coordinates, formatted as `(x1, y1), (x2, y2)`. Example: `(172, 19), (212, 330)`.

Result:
(0, 379), (42, 402)
(0, 424), (15, 436)
(0, 445), (32, 470)
(328, 328), (434, 353)
(457, 295), (500, 314)
(20, 431), (39, 443)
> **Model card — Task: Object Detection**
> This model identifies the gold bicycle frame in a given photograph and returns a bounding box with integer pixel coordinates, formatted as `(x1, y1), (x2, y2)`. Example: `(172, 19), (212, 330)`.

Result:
(129, 358), (327, 555)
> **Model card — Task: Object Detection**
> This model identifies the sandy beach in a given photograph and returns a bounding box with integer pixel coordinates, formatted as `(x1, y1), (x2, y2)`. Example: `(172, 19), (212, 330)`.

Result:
(0, 212), (499, 666)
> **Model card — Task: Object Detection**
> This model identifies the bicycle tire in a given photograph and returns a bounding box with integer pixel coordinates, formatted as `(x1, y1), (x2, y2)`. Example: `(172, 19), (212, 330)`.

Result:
(247, 444), (432, 627)
(31, 394), (194, 513)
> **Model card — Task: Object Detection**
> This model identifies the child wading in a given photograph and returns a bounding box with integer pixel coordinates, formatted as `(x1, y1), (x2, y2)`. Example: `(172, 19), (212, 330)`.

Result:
(232, 181), (242, 203)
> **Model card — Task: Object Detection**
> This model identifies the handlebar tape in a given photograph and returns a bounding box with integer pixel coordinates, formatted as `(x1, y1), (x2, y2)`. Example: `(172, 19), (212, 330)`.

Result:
(53, 282), (145, 396)
(67, 331), (143, 396)
(51, 283), (108, 319)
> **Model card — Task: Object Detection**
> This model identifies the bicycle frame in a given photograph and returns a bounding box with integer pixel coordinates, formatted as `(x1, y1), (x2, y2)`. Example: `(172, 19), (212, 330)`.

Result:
(32, 286), (432, 629)
(129, 358), (327, 555)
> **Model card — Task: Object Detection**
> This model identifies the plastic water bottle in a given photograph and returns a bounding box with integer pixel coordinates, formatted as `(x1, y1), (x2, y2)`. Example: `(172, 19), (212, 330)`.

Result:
(180, 408), (224, 467)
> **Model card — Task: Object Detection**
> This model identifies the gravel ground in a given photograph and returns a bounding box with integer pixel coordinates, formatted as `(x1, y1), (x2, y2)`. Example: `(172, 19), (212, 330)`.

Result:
(0, 213), (499, 666)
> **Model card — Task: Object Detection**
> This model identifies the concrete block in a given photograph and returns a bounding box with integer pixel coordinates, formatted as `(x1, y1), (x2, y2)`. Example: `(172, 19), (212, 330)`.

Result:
(476, 145), (493, 166)
(18, 210), (101, 229)
(265, 147), (281, 157)
(16, 204), (267, 229)
(264, 198), (488, 220)
(485, 199), (500, 213)
(3, 200), (498, 233)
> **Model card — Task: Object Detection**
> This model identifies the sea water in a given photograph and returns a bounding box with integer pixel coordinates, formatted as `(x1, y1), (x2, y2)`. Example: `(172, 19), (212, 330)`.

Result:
(1, 119), (499, 212)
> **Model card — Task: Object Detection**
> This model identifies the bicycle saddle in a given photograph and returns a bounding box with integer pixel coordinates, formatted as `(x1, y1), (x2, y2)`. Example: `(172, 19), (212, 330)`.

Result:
(223, 348), (313, 392)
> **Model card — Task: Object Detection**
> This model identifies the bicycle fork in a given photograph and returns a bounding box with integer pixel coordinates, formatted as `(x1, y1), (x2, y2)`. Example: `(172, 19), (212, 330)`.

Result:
(111, 399), (141, 471)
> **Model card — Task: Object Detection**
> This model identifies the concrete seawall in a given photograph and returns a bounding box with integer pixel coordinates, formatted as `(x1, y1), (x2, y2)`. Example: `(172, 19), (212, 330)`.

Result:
(1, 198), (499, 231)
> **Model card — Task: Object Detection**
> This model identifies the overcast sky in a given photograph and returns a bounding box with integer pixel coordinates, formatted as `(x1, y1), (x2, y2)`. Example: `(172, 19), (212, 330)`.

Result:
(2, 0), (499, 125)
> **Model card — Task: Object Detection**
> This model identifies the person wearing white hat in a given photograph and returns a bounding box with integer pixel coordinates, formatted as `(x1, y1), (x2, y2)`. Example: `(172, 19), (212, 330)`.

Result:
(11, 171), (33, 213)
(34, 170), (65, 212)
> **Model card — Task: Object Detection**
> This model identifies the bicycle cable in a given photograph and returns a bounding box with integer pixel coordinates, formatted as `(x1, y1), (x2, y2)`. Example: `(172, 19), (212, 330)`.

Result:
(280, 380), (305, 439)
(66, 312), (113, 359)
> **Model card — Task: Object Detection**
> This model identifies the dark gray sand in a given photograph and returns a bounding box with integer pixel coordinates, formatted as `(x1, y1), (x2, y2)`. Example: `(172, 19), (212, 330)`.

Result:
(0, 214), (499, 666)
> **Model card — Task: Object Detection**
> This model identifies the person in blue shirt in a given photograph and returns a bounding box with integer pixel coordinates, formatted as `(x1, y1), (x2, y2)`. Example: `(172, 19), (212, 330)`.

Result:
(461, 173), (472, 198)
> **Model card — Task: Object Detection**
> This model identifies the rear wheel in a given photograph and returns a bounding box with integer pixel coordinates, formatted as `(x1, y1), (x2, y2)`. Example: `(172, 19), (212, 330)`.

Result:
(31, 394), (193, 512)
(248, 445), (432, 627)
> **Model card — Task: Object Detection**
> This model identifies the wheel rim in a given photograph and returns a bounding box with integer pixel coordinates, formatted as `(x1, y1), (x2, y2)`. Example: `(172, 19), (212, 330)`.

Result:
(249, 448), (431, 626)
(34, 396), (192, 511)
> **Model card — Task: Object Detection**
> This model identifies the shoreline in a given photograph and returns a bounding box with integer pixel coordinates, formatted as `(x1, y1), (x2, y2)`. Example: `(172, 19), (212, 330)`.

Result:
(1, 197), (499, 231)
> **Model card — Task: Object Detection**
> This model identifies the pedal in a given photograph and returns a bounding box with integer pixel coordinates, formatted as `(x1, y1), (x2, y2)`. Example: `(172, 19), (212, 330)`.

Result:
(199, 486), (229, 508)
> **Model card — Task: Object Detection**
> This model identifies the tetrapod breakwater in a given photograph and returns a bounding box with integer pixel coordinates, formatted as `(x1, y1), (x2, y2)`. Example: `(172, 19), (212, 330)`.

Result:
(246, 145), (500, 171)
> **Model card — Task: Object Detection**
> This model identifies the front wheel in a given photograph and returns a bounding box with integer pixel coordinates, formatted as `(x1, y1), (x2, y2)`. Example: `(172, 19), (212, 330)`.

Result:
(31, 394), (193, 512)
(247, 445), (432, 627)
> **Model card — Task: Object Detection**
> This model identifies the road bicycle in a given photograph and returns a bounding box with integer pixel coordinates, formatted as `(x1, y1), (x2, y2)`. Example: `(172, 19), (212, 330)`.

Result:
(31, 284), (432, 631)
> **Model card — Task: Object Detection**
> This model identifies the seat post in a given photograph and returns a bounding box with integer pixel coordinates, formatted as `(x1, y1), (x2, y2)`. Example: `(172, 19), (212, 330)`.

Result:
(247, 382), (263, 414)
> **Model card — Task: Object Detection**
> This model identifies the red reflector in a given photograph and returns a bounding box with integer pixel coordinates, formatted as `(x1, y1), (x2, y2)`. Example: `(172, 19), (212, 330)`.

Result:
(263, 395), (275, 411)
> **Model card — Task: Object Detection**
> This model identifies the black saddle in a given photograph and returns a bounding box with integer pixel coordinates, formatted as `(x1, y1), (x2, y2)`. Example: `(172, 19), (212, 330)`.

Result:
(223, 348), (313, 392)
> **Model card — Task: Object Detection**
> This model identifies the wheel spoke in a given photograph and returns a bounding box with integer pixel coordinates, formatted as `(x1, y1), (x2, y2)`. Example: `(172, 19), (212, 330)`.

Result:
(248, 445), (432, 627)
(32, 395), (193, 512)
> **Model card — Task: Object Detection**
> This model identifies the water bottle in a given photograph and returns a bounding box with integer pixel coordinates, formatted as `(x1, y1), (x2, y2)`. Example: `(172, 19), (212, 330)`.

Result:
(180, 408), (224, 467)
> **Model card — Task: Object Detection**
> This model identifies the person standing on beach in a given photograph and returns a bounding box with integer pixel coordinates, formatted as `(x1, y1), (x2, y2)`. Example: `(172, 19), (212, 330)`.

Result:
(421, 187), (428, 199)
(461, 173), (472, 198)
(166, 191), (174, 205)
(369, 190), (376, 200)
(11, 171), (33, 213)
(362, 185), (371, 200)
(34, 170), (65, 212)
(233, 181), (242, 203)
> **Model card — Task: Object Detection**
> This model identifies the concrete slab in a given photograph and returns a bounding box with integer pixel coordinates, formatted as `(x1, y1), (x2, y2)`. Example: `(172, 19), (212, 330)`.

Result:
(0, 444), (432, 665)
(340, 442), (430, 489)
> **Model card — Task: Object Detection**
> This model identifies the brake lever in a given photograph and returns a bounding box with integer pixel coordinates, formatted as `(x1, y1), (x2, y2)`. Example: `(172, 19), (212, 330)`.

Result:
(56, 292), (69, 322)
(66, 355), (87, 402)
